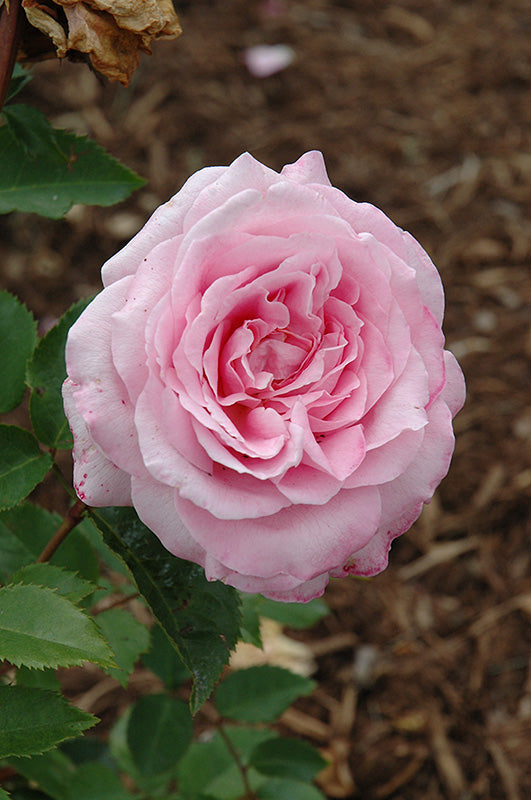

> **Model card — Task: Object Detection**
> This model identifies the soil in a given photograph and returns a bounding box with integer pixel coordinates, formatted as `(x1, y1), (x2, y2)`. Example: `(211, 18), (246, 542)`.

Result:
(1, 1), (530, 798)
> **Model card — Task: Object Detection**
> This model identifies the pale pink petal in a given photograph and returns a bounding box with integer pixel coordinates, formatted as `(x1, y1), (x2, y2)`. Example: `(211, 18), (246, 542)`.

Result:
(101, 166), (226, 286)
(131, 476), (207, 565)
(243, 44), (295, 78)
(111, 237), (178, 403)
(174, 484), (381, 582)
(362, 348), (429, 449)
(376, 399), (456, 540)
(280, 151), (331, 187)
(65, 277), (144, 475)
(63, 378), (132, 506)
(205, 557), (330, 602)
(135, 376), (290, 519)
(441, 350), (466, 416)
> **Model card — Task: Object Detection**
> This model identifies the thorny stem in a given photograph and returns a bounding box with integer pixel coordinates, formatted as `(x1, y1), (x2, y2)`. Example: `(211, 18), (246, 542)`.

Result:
(37, 497), (87, 563)
(217, 722), (257, 800)
(0, 0), (23, 112)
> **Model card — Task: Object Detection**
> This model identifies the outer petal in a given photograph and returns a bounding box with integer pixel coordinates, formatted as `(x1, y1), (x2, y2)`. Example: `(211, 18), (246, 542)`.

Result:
(280, 150), (332, 187)
(131, 476), (207, 565)
(174, 484), (381, 583)
(62, 378), (132, 506)
(101, 166), (226, 286)
(441, 350), (466, 416)
(65, 276), (144, 475)
(376, 398), (456, 540)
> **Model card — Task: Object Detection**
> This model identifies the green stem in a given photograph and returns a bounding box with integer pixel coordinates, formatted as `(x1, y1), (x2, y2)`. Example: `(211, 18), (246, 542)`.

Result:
(217, 722), (256, 800)
(0, 0), (23, 112)
(37, 497), (87, 562)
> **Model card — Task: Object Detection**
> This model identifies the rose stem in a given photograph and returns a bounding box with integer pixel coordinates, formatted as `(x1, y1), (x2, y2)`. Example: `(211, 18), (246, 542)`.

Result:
(216, 722), (257, 800)
(37, 498), (87, 563)
(0, 0), (23, 113)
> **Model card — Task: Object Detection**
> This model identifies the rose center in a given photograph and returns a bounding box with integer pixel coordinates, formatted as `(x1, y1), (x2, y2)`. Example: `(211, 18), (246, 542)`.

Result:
(247, 330), (311, 383)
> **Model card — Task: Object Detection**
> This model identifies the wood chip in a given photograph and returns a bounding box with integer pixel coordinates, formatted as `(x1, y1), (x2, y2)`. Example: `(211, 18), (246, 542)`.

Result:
(398, 537), (480, 581)
(429, 707), (468, 798)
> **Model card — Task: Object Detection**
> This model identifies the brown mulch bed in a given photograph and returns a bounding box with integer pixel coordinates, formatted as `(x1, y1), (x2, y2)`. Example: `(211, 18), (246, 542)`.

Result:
(1, 1), (530, 798)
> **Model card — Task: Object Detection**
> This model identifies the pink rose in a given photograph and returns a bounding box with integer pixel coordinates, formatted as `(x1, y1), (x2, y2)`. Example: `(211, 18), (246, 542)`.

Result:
(63, 152), (465, 602)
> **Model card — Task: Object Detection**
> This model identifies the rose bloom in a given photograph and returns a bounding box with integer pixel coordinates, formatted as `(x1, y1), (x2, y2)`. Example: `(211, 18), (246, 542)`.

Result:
(63, 152), (465, 602)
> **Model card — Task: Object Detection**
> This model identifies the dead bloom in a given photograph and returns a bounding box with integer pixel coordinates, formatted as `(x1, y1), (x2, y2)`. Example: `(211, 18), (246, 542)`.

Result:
(21, 0), (181, 84)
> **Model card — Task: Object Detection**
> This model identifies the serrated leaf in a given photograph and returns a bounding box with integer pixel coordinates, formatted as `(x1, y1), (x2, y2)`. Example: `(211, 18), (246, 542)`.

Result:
(0, 426), (52, 510)
(175, 726), (272, 800)
(27, 298), (92, 448)
(0, 107), (145, 217)
(2, 105), (66, 161)
(63, 763), (133, 800)
(256, 778), (326, 800)
(7, 748), (75, 799)
(10, 563), (97, 603)
(214, 666), (315, 723)
(89, 507), (241, 712)
(258, 597), (330, 629)
(249, 737), (327, 781)
(95, 608), (150, 687)
(126, 694), (193, 777)
(0, 503), (99, 584)
(0, 291), (36, 413)
(142, 623), (191, 690)
(0, 686), (96, 758)
(0, 584), (114, 669)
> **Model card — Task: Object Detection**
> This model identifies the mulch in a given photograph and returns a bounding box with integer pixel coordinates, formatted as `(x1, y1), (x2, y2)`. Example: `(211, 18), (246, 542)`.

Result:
(1, 1), (530, 798)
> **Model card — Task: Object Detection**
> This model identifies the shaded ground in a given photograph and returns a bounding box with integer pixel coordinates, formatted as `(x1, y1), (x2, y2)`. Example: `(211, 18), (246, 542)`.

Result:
(1, 1), (530, 798)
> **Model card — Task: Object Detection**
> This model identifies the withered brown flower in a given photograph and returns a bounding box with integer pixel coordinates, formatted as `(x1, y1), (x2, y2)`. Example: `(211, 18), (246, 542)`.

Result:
(19, 0), (181, 84)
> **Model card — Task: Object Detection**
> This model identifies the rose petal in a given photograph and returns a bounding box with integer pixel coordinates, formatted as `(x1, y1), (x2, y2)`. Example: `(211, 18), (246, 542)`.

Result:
(63, 378), (132, 506)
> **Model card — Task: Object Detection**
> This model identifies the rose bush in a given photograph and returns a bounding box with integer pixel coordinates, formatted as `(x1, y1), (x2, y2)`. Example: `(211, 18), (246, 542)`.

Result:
(63, 151), (465, 602)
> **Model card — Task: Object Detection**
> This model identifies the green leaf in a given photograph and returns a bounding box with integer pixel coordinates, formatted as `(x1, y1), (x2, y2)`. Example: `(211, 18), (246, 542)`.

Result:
(126, 694), (193, 777)
(142, 623), (191, 690)
(0, 686), (96, 758)
(60, 736), (107, 766)
(0, 106), (145, 218)
(0, 584), (114, 669)
(258, 597), (330, 629)
(76, 516), (131, 577)
(63, 763), (133, 800)
(109, 706), (172, 796)
(7, 748), (75, 799)
(89, 507), (241, 712)
(214, 666), (315, 723)
(2, 105), (67, 162)
(0, 503), (99, 584)
(0, 291), (36, 413)
(175, 726), (272, 800)
(256, 778), (326, 800)
(5, 64), (32, 103)
(249, 737), (327, 782)
(0, 426), (52, 510)
(95, 608), (150, 687)
(0, 789), (10, 799)
(10, 563), (97, 603)
(238, 594), (263, 648)
(27, 299), (91, 448)
(16, 666), (61, 693)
